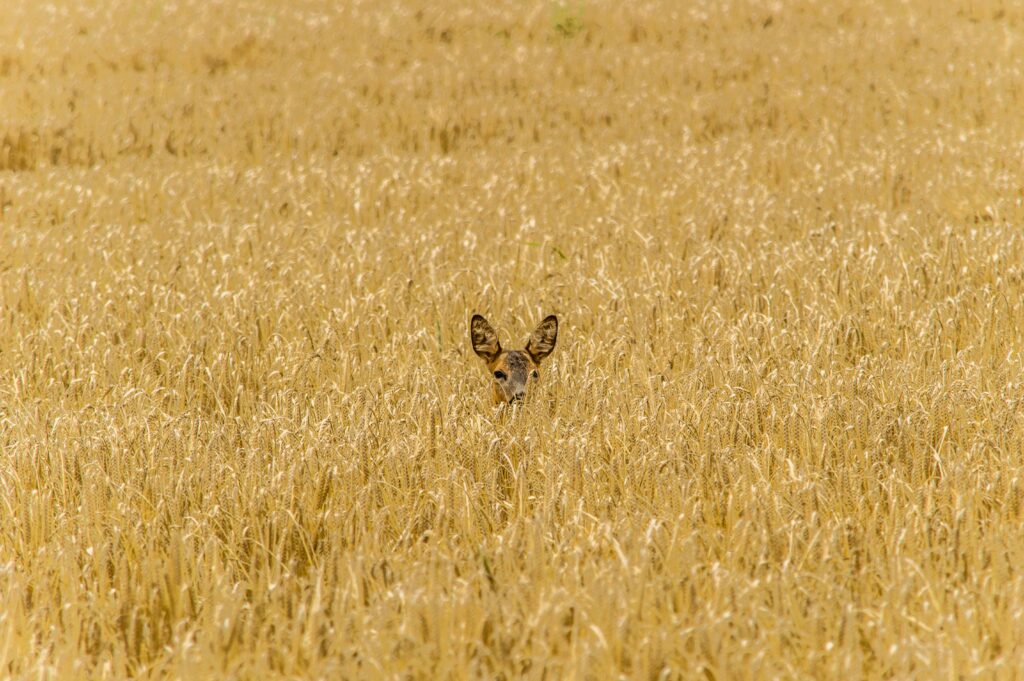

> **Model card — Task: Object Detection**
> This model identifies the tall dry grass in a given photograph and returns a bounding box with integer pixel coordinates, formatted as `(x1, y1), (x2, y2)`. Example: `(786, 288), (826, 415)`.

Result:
(3, 0), (1024, 677)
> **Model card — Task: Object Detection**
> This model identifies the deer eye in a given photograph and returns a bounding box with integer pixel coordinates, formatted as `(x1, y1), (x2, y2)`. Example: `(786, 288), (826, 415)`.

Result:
(531, 371), (539, 379)
(493, 370), (507, 380)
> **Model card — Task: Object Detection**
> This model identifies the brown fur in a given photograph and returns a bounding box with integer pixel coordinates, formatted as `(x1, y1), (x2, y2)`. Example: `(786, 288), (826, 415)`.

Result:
(470, 314), (558, 405)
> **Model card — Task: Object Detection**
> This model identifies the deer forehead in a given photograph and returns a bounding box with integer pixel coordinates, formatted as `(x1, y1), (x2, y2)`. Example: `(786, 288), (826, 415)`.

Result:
(491, 350), (535, 374)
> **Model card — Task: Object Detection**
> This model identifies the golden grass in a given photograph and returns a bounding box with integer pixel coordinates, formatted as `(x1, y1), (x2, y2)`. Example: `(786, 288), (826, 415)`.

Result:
(3, 0), (1024, 677)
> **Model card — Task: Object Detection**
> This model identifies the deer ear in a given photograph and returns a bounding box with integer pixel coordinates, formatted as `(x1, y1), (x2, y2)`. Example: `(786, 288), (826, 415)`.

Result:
(526, 315), (558, 363)
(470, 314), (501, 362)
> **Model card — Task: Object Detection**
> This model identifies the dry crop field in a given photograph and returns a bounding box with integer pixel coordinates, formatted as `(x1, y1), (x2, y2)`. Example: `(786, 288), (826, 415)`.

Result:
(3, 0), (1024, 678)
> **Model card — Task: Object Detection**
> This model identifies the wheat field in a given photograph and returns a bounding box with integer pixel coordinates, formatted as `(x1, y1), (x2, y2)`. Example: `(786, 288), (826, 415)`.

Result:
(2, 0), (1024, 678)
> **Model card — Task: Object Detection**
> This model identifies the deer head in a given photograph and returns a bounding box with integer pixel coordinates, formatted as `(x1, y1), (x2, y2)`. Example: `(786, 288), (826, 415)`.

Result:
(470, 314), (558, 405)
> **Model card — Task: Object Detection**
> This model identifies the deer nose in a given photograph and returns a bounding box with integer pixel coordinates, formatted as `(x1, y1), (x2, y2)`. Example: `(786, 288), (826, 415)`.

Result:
(510, 391), (525, 404)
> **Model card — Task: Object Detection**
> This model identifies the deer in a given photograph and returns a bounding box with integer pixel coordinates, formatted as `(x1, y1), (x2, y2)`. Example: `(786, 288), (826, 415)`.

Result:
(469, 314), (558, 405)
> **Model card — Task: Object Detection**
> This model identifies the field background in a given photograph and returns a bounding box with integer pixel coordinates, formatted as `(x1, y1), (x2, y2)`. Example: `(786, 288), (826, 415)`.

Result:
(3, 0), (1024, 678)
